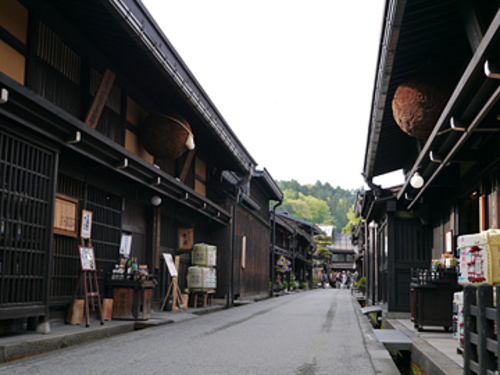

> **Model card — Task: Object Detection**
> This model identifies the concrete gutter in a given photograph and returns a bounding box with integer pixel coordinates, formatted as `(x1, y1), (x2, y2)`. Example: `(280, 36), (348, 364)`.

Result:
(352, 298), (401, 374)
(385, 319), (463, 375)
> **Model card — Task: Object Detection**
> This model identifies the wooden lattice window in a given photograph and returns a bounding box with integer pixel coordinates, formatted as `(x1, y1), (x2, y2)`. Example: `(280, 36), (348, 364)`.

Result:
(0, 132), (54, 307)
(51, 174), (122, 302)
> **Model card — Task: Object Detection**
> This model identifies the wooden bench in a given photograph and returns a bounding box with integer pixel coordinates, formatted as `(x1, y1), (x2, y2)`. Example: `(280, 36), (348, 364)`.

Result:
(192, 290), (215, 308)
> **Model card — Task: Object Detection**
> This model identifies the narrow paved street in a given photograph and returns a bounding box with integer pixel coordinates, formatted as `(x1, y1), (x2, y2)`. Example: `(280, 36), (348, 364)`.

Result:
(0, 290), (389, 375)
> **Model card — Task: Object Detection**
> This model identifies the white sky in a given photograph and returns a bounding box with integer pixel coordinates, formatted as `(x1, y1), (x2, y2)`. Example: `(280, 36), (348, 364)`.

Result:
(142, 0), (394, 191)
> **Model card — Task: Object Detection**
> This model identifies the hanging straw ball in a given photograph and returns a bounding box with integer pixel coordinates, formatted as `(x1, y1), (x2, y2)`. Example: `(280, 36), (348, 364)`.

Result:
(392, 73), (453, 139)
(139, 112), (195, 161)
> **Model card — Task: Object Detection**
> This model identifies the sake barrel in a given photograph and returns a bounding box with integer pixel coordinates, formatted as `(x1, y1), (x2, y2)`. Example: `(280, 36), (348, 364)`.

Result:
(482, 229), (500, 285)
(192, 243), (217, 267)
(187, 266), (216, 291)
(457, 233), (487, 286)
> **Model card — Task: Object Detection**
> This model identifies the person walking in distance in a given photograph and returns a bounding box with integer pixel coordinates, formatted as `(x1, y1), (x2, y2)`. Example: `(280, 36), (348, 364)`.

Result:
(321, 271), (328, 289)
(330, 270), (336, 288)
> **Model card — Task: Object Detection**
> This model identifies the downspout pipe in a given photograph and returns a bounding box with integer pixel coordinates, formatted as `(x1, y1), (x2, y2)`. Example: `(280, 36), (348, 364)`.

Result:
(309, 228), (316, 288)
(292, 229), (296, 276)
(270, 199), (282, 297)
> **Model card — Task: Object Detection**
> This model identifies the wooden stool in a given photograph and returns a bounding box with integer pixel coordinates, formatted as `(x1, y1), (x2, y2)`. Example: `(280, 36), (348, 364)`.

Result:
(193, 291), (214, 308)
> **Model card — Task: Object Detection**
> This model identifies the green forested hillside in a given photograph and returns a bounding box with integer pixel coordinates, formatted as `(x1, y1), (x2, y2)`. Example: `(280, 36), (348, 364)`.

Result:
(277, 180), (362, 233)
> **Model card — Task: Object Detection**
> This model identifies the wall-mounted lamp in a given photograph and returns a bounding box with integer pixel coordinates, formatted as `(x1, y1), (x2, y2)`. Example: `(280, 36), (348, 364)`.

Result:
(151, 195), (162, 206)
(410, 171), (424, 189)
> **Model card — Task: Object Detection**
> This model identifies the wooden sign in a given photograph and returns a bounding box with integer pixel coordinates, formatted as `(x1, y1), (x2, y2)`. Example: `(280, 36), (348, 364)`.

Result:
(81, 210), (92, 239)
(54, 194), (78, 237)
(79, 245), (96, 271)
(178, 228), (193, 249)
(163, 253), (178, 277)
(160, 255), (185, 312)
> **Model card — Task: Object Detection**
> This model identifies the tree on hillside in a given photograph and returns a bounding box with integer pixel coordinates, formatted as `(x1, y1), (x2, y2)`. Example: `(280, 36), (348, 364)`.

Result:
(303, 195), (332, 224)
(314, 234), (332, 269)
(281, 190), (313, 222)
(277, 180), (360, 233)
(341, 205), (361, 233)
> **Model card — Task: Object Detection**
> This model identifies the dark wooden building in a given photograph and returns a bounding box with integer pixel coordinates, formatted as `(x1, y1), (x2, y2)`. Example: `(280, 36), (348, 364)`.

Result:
(328, 234), (356, 273)
(273, 211), (321, 287)
(0, 0), (281, 332)
(357, 0), (500, 314)
(220, 169), (283, 301)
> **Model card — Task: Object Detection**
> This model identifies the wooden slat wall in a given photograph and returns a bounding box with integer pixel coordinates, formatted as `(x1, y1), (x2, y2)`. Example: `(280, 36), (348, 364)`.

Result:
(236, 206), (270, 297)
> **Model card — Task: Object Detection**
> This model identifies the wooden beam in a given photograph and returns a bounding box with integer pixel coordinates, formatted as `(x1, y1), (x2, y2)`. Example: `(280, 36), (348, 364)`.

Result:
(179, 149), (195, 183)
(85, 69), (116, 129)
(480, 195), (486, 231)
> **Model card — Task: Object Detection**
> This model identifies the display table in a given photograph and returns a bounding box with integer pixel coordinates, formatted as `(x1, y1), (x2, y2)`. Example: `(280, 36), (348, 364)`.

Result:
(410, 269), (461, 331)
(110, 279), (155, 321)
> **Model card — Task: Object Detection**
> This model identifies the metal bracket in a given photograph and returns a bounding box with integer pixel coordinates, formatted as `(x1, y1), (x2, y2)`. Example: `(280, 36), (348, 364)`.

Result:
(116, 158), (128, 169)
(151, 177), (161, 186)
(450, 117), (466, 132)
(429, 151), (443, 163)
(0, 88), (8, 104)
(484, 60), (500, 79)
(66, 131), (81, 144)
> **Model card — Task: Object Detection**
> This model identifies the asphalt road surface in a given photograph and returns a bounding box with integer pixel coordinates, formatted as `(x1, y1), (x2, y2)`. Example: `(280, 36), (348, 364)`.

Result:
(0, 289), (380, 375)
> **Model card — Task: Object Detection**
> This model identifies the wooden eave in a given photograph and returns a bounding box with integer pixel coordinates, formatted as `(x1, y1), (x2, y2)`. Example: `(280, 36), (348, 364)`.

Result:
(26, 0), (256, 174)
(0, 73), (231, 225)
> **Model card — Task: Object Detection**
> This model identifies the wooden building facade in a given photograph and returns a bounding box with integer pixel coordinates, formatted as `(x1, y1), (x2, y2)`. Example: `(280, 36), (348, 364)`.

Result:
(0, 0), (281, 332)
(273, 211), (320, 287)
(356, 0), (500, 313)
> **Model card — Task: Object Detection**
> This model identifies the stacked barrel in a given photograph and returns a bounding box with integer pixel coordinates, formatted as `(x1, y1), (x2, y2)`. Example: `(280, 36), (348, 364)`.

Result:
(187, 243), (217, 292)
(454, 229), (500, 351)
(457, 230), (500, 287)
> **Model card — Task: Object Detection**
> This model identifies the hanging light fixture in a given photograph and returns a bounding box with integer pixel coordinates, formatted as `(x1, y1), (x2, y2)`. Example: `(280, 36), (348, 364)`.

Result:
(410, 171), (424, 189)
(151, 195), (162, 206)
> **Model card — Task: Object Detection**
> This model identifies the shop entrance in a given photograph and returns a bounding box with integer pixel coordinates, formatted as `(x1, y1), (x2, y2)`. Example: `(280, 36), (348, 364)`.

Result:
(122, 199), (147, 266)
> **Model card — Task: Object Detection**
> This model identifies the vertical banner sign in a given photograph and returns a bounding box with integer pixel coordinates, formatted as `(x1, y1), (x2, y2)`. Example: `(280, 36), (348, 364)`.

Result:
(120, 233), (132, 258)
(81, 210), (93, 239)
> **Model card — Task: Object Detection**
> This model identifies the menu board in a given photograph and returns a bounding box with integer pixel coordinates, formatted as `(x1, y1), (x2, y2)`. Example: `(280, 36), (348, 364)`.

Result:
(163, 253), (177, 277)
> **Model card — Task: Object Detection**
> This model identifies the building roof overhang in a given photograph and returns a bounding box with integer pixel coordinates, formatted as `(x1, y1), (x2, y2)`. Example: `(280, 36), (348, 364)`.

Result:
(363, 0), (500, 209)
